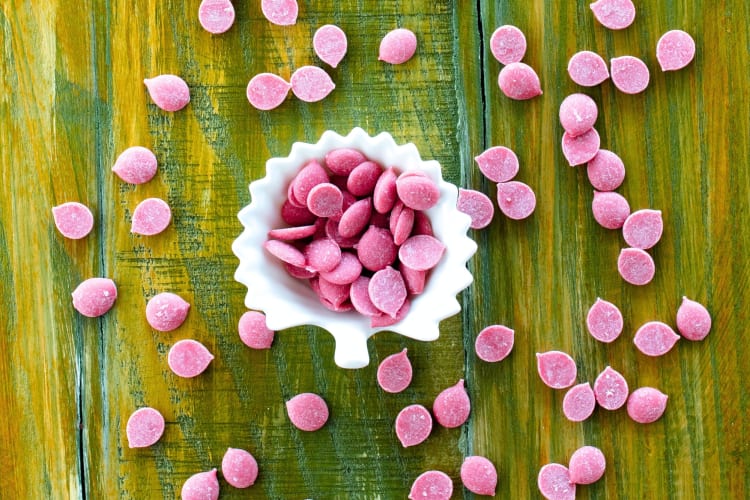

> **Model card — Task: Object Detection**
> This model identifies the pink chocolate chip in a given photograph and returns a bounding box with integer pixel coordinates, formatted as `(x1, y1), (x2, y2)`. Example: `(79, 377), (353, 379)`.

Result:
(475, 324), (514, 363)
(474, 146), (520, 183)
(461, 456), (498, 497)
(568, 446), (606, 485)
(377, 348), (413, 393)
(370, 298), (410, 328)
(338, 198), (372, 239)
(536, 351), (577, 389)
(676, 297), (711, 341)
(144, 74), (190, 112)
(497, 62), (542, 100)
(634, 321), (679, 357)
(562, 382), (596, 422)
(268, 224), (317, 241)
(395, 404), (432, 447)
(567, 50), (610, 87)
(349, 276), (381, 317)
(497, 181), (536, 220)
(198, 0), (235, 34)
(221, 447), (258, 489)
(622, 209), (663, 249)
(347, 161), (383, 197)
(286, 393), (329, 431)
(317, 277), (351, 308)
(562, 128), (600, 166)
(357, 225), (397, 272)
(458, 188), (495, 229)
(281, 200), (316, 225)
(246, 73), (291, 111)
(586, 298), (623, 343)
(401, 264), (426, 295)
(126, 407), (165, 448)
(290, 66), (335, 103)
(490, 25), (527, 65)
(610, 56), (650, 94)
(131, 198), (172, 235)
(593, 365), (629, 410)
(559, 93), (598, 137)
(285, 263), (317, 279)
(238, 311), (275, 349)
(261, 0), (298, 26)
(538, 463), (576, 500)
(291, 160), (329, 206)
(319, 251), (362, 285)
(395, 173), (440, 211)
(369, 266), (407, 317)
(433, 379), (470, 428)
(52, 202), (94, 239)
(656, 30), (696, 71)
(592, 191), (630, 229)
(590, 0), (636, 30)
(72, 277), (117, 317)
(413, 211), (434, 236)
(379, 28), (418, 65)
(168, 339), (214, 378)
(112, 146), (158, 185)
(392, 206), (415, 246)
(181, 469), (220, 500)
(313, 24), (348, 68)
(326, 148), (367, 176)
(146, 292), (190, 332)
(627, 387), (668, 423)
(409, 471), (453, 500)
(373, 167), (398, 214)
(587, 149), (625, 192)
(618, 247), (655, 286)
(307, 182), (343, 218)
(264, 239), (306, 267)
(304, 238), (342, 273)
(398, 234), (445, 271)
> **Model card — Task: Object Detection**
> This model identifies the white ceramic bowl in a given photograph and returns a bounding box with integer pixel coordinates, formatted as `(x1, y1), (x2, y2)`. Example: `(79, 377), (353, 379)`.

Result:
(232, 128), (477, 368)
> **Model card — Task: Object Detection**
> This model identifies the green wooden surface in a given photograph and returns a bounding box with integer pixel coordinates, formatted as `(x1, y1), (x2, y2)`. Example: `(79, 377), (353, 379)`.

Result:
(1, 0), (748, 498)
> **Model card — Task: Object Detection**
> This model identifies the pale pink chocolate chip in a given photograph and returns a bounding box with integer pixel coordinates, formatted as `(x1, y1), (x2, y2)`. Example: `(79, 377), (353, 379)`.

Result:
(181, 469), (220, 500)
(627, 387), (668, 423)
(497, 62), (542, 100)
(409, 471), (453, 500)
(562, 128), (600, 166)
(168, 339), (214, 378)
(326, 148), (367, 176)
(246, 73), (291, 111)
(461, 456), (498, 497)
(268, 224), (317, 241)
(536, 351), (577, 389)
(593, 365), (629, 410)
(587, 149), (625, 191)
(400, 264), (426, 295)
(538, 463), (576, 500)
(221, 447), (258, 488)
(313, 24), (347, 68)
(370, 298), (410, 328)
(396, 172), (440, 211)
(131, 198), (172, 235)
(496, 181), (536, 220)
(562, 382), (596, 422)
(610, 56), (650, 94)
(146, 292), (190, 332)
(112, 146), (158, 185)
(349, 276), (381, 317)
(261, 0), (298, 26)
(656, 30), (695, 71)
(559, 93), (598, 137)
(567, 51), (610, 87)
(369, 266), (407, 317)
(377, 349), (413, 393)
(317, 277), (351, 308)
(568, 446), (606, 485)
(319, 251), (362, 285)
(198, 0), (235, 34)
(126, 407), (165, 448)
(618, 247), (655, 286)
(290, 66), (335, 103)
(395, 404), (432, 447)
(413, 211), (434, 236)
(307, 183), (343, 218)
(676, 297), (711, 341)
(586, 298), (623, 343)
(338, 198), (372, 239)
(264, 239), (306, 267)
(475, 324), (514, 363)
(373, 167), (398, 214)
(291, 160), (329, 205)
(433, 379), (470, 428)
(281, 200), (316, 225)
(398, 235), (445, 271)
(286, 393), (329, 431)
(457, 188), (495, 229)
(304, 238), (342, 273)
(379, 28), (418, 65)
(347, 161), (383, 197)
(490, 25), (527, 65)
(622, 209), (663, 249)
(474, 146), (519, 183)
(592, 191), (630, 229)
(356, 225), (397, 271)
(590, 0), (636, 30)
(144, 74), (190, 112)
(72, 277), (117, 317)
(238, 311), (275, 349)
(634, 321), (679, 357)
(52, 202), (94, 239)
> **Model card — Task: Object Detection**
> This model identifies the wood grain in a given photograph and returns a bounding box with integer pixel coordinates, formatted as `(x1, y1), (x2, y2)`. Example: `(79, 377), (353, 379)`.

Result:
(1, 0), (748, 498)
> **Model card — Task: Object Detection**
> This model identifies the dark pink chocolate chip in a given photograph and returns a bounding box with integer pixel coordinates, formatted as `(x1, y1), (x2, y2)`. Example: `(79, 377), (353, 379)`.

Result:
(610, 56), (650, 94)
(592, 191), (630, 229)
(317, 277), (351, 308)
(304, 238), (342, 273)
(391, 203), (415, 246)
(52, 202), (94, 239)
(498, 62), (542, 100)
(590, 0), (636, 30)
(568, 446), (606, 485)
(181, 469), (220, 500)
(461, 456), (498, 497)
(168, 339), (214, 378)
(198, 0), (235, 34)
(221, 447), (258, 489)
(457, 188), (495, 229)
(586, 298), (623, 343)
(356, 225), (397, 272)
(409, 471), (453, 500)
(286, 393), (329, 431)
(246, 73), (291, 111)
(369, 266), (407, 317)
(490, 25), (527, 65)
(627, 387), (668, 423)
(373, 167), (398, 214)
(338, 198), (372, 238)
(433, 379), (470, 428)
(587, 149), (625, 191)
(112, 146), (158, 185)
(562, 128), (600, 166)
(656, 30), (695, 71)
(126, 407), (165, 448)
(313, 24), (347, 68)
(281, 200), (316, 225)
(559, 93), (598, 137)
(261, 0), (298, 26)
(395, 404), (432, 447)
(401, 264), (426, 295)
(349, 276), (381, 317)
(396, 172), (440, 211)
(144, 74), (190, 112)
(497, 181), (536, 220)
(634, 321), (679, 357)
(562, 382), (596, 422)
(291, 160), (329, 206)
(285, 263), (317, 279)
(377, 348), (413, 393)
(413, 211), (434, 236)
(474, 146), (519, 183)
(264, 239), (306, 267)
(72, 277), (117, 317)
(319, 251), (362, 285)
(618, 247), (655, 286)
(325, 218), (358, 248)
(131, 198), (172, 235)
(475, 324), (514, 363)
(622, 209), (663, 249)
(537, 351), (577, 389)
(146, 292), (191, 332)
(379, 28), (418, 65)
(326, 148), (367, 176)
(593, 366), (629, 410)
(307, 183), (343, 218)
(398, 235), (445, 271)
(370, 298), (410, 328)
(238, 311), (275, 349)
(538, 463), (576, 500)
(290, 66), (335, 103)
(568, 50), (610, 87)
(268, 224), (317, 241)
(347, 161), (382, 197)
(676, 297), (711, 341)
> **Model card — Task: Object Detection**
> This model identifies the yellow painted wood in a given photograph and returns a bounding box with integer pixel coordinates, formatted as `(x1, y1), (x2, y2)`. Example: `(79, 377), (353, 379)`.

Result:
(1, 0), (748, 498)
